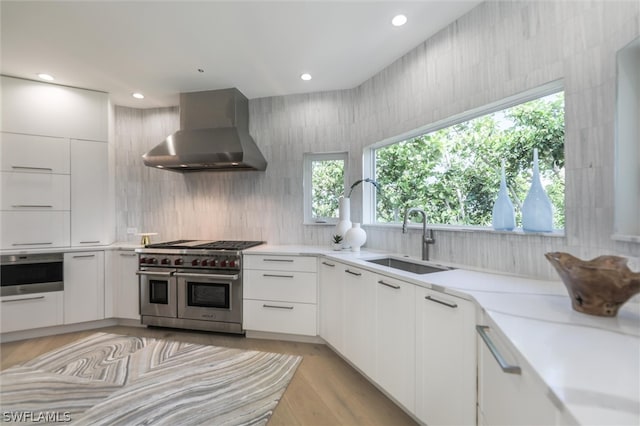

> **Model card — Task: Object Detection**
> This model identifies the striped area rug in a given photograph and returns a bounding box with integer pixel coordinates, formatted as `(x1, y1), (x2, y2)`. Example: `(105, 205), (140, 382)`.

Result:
(0, 332), (301, 425)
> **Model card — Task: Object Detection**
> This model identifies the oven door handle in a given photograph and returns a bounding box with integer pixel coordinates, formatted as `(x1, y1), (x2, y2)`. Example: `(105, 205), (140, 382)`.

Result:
(136, 270), (175, 277)
(175, 272), (239, 280)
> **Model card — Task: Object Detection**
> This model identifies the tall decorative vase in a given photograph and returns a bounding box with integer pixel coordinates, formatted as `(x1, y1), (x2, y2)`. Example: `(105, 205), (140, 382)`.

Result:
(522, 148), (554, 232)
(491, 160), (515, 231)
(345, 223), (367, 252)
(335, 197), (352, 240)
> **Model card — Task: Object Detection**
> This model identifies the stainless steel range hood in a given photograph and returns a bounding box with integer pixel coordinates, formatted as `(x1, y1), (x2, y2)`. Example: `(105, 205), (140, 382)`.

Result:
(142, 88), (267, 172)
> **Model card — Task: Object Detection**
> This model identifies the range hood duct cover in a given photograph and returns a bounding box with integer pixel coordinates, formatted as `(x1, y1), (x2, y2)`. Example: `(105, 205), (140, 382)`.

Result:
(142, 88), (267, 172)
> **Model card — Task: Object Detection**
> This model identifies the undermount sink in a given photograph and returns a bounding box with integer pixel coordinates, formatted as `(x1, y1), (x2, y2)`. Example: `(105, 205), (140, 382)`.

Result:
(365, 257), (452, 274)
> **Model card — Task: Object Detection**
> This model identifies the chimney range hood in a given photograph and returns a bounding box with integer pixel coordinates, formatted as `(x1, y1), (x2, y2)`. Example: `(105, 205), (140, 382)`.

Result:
(142, 88), (267, 172)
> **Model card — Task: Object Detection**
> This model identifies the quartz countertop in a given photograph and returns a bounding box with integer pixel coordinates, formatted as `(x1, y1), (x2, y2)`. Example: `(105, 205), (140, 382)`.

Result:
(245, 245), (640, 426)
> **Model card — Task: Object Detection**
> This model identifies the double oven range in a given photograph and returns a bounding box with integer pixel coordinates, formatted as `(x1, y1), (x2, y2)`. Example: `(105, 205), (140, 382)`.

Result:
(135, 240), (262, 334)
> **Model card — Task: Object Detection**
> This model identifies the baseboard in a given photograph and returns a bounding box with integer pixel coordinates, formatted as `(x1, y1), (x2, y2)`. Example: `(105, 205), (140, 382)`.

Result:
(245, 330), (324, 344)
(0, 318), (144, 343)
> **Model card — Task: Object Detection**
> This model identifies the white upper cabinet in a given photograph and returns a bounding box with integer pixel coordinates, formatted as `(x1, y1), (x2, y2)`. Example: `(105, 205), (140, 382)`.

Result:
(0, 132), (70, 174)
(70, 139), (109, 245)
(1, 172), (70, 211)
(1, 76), (108, 141)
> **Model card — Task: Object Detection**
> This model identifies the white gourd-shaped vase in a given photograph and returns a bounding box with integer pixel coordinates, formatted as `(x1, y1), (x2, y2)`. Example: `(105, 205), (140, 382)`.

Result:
(491, 160), (515, 231)
(522, 148), (554, 232)
(335, 197), (352, 241)
(344, 223), (367, 252)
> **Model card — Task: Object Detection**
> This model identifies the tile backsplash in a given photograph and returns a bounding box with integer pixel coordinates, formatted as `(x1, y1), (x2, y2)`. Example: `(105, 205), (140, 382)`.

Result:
(114, 1), (639, 280)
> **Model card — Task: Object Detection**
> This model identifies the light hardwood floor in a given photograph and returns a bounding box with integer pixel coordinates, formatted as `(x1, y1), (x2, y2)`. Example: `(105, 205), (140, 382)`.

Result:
(0, 326), (417, 426)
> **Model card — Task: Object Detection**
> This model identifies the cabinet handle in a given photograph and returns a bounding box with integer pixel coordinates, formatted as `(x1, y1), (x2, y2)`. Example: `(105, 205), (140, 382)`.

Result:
(2, 296), (46, 303)
(425, 295), (458, 308)
(262, 258), (294, 262)
(11, 166), (53, 172)
(321, 261), (335, 267)
(11, 205), (53, 208)
(262, 304), (294, 310)
(378, 280), (400, 289)
(476, 325), (521, 375)
(345, 269), (362, 276)
(79, 240), (100, 244)
(12, 242), (53, 246)
(73, 254), (96, 259)
(262, 273), (294, 279)
(120, 253), (137, 257)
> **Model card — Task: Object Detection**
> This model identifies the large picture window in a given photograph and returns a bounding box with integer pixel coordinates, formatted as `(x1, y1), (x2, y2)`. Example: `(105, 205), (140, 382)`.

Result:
(372, 87), (565, 229)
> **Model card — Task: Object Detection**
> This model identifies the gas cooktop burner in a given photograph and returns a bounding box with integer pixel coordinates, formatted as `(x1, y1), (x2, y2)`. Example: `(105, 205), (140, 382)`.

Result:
(144, 240), (263, 250)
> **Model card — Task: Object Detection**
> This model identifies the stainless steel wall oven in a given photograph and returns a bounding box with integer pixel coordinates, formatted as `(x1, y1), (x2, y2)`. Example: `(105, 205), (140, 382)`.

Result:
(136, 240), (262, 334)
(1, 253), (64, 297)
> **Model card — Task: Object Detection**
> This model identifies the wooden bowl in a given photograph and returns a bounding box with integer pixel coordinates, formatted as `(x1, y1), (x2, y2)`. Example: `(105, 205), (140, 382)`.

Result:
(545, 252), (640, 317)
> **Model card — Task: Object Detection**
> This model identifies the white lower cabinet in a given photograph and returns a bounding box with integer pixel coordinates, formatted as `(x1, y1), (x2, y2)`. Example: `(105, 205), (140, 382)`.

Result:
(243, 254), (317, 336)
(108, 250), (140, 320)
(375, 275), (416, 412)
(341, 265), (376, 379)
(0, 292), (64, 333)
(477, 319), (560, 426)
(415, 287), (477, 425)
(319, 259), (344, 352)
(63, 251), (105, 324)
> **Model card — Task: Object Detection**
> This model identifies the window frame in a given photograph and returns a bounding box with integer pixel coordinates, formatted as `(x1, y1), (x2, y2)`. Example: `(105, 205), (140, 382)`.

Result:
(364, 80), (565, 228)
(303, 151), (349, 225)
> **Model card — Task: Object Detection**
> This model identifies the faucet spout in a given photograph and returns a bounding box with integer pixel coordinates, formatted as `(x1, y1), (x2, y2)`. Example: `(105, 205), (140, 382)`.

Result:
(402, 207), (435, 261)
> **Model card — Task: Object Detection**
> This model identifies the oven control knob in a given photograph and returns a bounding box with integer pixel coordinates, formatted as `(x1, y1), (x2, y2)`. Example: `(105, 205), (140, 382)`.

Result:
(229, 260), (236, 268)
(201, 259), (208, 266)
(161, 258), (170, 265)
(191, 259), (200, 266)
(148, 258), (158, 265)
(210, 259), (218, 267)
(139, 257), (147, 264)
(174, 258), (183, 266)
(220, 259), (228, 267)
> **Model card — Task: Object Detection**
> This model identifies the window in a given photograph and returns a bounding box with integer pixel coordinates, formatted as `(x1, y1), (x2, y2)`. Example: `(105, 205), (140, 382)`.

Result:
(303, 152), (348, 224)
(370, 85), (565, 229)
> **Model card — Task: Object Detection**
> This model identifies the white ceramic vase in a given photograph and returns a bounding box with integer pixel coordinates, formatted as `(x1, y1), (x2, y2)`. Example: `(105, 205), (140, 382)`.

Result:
(491, 160), (515, 231)
(335, 197), (352, 243)
(345, 223), (367, 252)
(522, 148), (554, 232)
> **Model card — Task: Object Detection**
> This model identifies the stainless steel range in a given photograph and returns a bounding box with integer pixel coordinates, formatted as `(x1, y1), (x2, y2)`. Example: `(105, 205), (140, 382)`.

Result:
(135, 240), (263, 334)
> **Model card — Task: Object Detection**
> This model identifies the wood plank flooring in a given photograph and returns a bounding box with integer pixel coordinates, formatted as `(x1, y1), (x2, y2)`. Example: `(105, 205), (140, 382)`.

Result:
(1, 326), (417, 426)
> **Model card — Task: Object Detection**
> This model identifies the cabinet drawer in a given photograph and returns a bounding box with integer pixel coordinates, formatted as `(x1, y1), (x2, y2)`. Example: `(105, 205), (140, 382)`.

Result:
(243, 299), (317, 336)
(0, 211), (70, 249)
(244, 270), (316, 303)
(244, 255), (317, 272)
(1, 172), (70, 210)
(0, 291), (64, 333)
(0, 132), (70, 174)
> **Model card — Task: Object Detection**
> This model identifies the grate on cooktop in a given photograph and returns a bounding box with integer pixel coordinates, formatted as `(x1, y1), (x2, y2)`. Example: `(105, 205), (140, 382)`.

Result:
(192, 241), (263, 250)
(145, 239), (196, 248)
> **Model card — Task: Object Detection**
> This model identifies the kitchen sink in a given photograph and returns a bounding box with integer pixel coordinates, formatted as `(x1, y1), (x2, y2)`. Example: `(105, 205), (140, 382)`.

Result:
(365, 257), (452, 274)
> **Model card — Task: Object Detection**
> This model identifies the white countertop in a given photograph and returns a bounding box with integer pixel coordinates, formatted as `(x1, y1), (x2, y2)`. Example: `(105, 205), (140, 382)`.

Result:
(246, 245), (640, 426)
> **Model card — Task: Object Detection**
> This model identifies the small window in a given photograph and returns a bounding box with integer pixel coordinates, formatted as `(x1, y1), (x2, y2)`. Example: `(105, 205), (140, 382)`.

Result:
(303, 152), (348, 224)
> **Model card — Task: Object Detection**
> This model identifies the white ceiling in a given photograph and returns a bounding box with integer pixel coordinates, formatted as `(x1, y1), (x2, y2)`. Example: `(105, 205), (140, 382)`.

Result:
(1, 1), (481, 108)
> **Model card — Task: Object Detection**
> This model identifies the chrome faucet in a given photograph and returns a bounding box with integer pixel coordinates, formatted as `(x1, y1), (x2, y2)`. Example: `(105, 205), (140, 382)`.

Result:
(402, 208), (435, 261)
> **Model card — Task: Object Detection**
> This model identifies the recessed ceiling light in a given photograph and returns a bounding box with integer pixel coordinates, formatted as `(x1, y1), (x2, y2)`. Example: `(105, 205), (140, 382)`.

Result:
(300, 73), (312, 81)
(132, 92), (145, 99)
(37, 73), (54, 81)
(392, 14), (407, 27)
